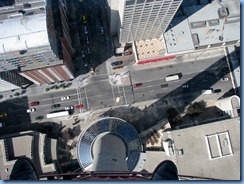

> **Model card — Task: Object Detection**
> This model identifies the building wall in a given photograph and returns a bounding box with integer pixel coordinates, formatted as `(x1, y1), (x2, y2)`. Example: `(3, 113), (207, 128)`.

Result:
(118, 0), (183, 43)
(19, 64), (73, 85)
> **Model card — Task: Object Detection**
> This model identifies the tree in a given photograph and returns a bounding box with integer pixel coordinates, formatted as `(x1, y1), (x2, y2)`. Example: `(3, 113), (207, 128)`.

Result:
(14, 92), (20, 96)
(166, 107), (181, 128)
(186, 100), (206, 117)
(45, 87), (50, 92)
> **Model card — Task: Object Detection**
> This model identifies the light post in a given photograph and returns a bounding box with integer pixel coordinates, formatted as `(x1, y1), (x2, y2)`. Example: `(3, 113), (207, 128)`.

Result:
(83, 86), (89, 110)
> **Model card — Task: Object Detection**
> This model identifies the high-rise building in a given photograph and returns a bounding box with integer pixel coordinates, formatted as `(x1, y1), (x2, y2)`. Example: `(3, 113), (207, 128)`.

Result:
(0, 0), (74, 91)
(108, 0), (183, 44)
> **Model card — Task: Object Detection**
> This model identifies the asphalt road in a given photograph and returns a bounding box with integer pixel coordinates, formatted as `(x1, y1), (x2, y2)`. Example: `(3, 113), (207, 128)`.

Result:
(0, 52), (233, 126)
(0, 0), (234, 126)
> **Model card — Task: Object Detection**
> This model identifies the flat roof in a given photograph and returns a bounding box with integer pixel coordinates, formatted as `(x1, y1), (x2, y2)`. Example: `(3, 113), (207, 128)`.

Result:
(164, 0), (240, 54)
(0, 13), (49, 54)
(168, 118), (240, 180)
(11, 135), (33, 159)
(135, 39), (166, 60)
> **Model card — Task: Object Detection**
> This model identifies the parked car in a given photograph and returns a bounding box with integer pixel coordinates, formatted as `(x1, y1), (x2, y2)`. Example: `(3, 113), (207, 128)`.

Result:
(27, 108), (36, 113)
(29, 101), (39, 106)
(112, 66), (124, 70)
(51, 104), (60, 109)
(133, 83), (142, 88)
(61, 96), (70, 101)
(111, 61), (123, 66)
(87, 47), (91, 54)
(214, 89), (221, 93)
(35, 116), (44, 120)
(76, 104), (83, 108)
(65, 106), (74, 110)
(221, 77), (229, 81)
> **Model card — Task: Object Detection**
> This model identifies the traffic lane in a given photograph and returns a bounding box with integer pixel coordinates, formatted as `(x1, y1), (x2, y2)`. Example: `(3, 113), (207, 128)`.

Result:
(85, 92), (116, 109)
(85, 80), (112, 96)
(129, 55), (226, 83)
(28, 88), (77, 102)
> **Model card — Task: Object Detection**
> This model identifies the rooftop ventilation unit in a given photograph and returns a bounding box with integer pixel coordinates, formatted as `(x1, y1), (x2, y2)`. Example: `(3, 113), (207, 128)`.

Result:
(218, 7), (229, 19)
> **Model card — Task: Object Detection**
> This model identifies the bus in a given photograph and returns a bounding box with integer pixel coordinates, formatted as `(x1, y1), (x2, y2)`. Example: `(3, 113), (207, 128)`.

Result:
(165, 75), (180, 82)
(46, 111), (69, 119)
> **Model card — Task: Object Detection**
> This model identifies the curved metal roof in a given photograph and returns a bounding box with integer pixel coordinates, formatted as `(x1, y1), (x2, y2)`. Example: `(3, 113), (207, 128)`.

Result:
(77, 117), (142, 171)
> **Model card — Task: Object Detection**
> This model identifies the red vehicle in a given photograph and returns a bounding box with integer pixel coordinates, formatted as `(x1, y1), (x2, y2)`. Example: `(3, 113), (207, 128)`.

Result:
(133, 83), (142, 88)
(76, 104), (83, 108)
(29, 101), (39, 106)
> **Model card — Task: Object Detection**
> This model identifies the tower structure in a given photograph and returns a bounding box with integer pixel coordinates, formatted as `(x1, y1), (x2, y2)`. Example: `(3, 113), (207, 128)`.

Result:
(108, 0), (183, 44)
(77, 117), (146, 172)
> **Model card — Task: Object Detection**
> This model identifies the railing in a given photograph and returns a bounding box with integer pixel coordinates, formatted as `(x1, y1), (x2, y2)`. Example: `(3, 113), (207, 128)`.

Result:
(39, 171), (223, 180)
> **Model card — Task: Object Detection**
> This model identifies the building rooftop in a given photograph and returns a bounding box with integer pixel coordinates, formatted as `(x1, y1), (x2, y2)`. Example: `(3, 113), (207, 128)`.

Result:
(0, 13), (49, 54)
(135, 39), (166, 60)
(166, 117), (240, 180)
(164, 0), (240, 54)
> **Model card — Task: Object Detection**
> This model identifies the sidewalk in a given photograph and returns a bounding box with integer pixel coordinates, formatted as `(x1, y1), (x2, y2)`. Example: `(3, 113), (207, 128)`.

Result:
(0, 73), (91, 102)
(107, 48), (225, 86)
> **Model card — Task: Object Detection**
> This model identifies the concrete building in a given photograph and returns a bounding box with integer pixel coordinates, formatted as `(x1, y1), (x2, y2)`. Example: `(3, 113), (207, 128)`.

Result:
(0, 0), (75, 91)
(215, 95), (240, 118)
(162, 117), (240, 180)
(0, 131), (58, 180)
(108, 0), (183, 48)
(131, 0), (240, 64)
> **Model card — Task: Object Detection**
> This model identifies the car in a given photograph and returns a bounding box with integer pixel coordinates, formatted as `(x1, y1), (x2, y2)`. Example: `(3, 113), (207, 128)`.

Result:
(27, 108), (36, 113)
(100, 27), (104, 34)
(35, 116), (44, 120)
(133, 83), (142, 88)
(84, 26), (88, 34)
(87, 47), (91, 54)
(99, 114), (110, 118)
(76, 104), (83, 108)
(82, 15), (86, 23)
(51, 104), (60, 109)
(29, 101), (39, 106)
(61, 96), (70, 101)
(111, 61), (123, 66)
(0, 113), (7, 118)
(214, 89), (221, 93)
(221, 77), (229, 81)
(85, 36), (89, 44)
(124, 51), (132, 56)
(0, 122), (5, 128)
(161, 83), (169, 88)
(81, 50), (85, 58)
(112, 66), (124, 70)
(181, 84), (189, 88)
(65, 106), (74, 110)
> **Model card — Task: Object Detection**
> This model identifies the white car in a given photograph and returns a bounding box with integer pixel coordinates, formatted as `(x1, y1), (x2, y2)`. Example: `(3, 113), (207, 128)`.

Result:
(61, 96), (70, 101)
(81, 50), (85, 58)
(84, 26), (88, 34)
(221, 77), (229, 81)
(27, 108), (36, 113)
(65, 106), (74, 110)
(100, 27), (104, 34)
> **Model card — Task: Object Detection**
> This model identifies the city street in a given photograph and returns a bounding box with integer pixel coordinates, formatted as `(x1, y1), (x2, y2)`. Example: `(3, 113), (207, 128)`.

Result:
(0, 51), (234, 125)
